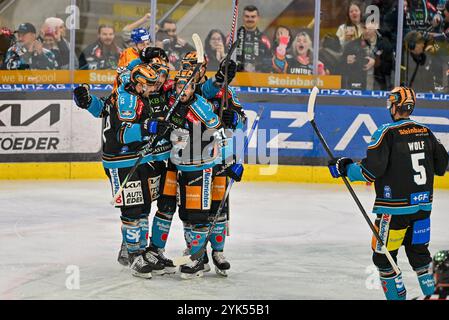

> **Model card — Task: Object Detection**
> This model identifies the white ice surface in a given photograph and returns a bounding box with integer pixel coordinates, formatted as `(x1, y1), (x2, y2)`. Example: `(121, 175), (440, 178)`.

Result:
(0, 180), (448, 300)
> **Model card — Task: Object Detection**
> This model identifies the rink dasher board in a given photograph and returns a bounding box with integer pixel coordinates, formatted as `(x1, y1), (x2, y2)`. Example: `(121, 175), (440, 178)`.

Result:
(0, 90), (448, 183)
(4, 84), (449, 103)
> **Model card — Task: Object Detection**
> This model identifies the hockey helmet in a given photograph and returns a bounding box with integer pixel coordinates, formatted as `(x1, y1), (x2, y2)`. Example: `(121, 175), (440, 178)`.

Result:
(181, 50), (207, 70)
(150, 56), (169, 75)
(174, 69), (194, 85)
(130, 64), (159, 86)
(131, 28), (151, 44)
(387, 86), (416, 114)
(433, 250), (449, 286)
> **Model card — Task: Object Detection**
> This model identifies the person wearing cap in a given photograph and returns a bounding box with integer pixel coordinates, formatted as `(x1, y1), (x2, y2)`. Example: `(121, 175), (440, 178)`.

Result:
(117, 28), (151, 68)
(78, 24), (122, 70)
(3, 22), (58, 70)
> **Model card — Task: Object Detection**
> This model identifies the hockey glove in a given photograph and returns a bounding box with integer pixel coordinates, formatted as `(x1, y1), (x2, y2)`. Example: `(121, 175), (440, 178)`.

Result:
(222, 109), (239, 129)
(139, 47), (168, 63)
(226, 163), (244, 182)
(73, 85), (91, 109)
(143, 118), (171, 136)
(328, 157), (353, 178)
(215, 59), (237, 85)
(224, 156), (244, 182)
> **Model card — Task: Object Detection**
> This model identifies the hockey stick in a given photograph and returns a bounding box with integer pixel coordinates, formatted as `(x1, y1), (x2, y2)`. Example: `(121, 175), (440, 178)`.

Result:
(307, 86), (401, 276)
(219, 0), (239, 120)
(110, 34), (204, 205)
(172, 106), (264, 266)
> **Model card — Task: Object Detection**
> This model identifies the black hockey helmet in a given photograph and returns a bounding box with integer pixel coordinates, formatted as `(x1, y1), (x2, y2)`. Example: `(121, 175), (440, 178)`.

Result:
(433, 250), (449, 286)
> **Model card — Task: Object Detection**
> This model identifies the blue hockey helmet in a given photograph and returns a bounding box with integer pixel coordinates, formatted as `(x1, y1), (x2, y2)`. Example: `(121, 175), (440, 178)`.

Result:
(131, 28), (151, 44)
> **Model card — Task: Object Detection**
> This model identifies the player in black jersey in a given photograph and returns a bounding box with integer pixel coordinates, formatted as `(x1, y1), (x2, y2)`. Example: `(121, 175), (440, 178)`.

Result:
(328, 86), (448, 300)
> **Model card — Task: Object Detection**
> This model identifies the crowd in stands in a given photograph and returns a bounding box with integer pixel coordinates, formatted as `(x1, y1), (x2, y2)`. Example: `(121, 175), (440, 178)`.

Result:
(2, 1), (449, 92)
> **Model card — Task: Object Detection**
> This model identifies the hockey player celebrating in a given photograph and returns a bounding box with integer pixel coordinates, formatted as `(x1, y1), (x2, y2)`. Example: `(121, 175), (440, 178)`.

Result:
(168, 69), (243, 279)
(176, 50), (244, 276)
(73, 64), (173, 279)
(327, 86), (448, 300)
(415, 250), (449, 300)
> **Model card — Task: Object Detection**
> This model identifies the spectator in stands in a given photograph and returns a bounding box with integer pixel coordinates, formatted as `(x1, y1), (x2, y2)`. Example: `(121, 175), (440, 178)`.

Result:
(271, 25), (293, 73)
(341, 16), (394, 90)
(402, 30), (438, 92)
(319, 33), (343, 75)
(159, 19), (194, 70)
(335, 1), (364, 47)
(0, 27), (15, 68)
(78, 25), (122, 70)
(40, 17), (71, 68)
(272, 31), (326, 75)
(3, 23), (58, 70)
(205, 29), (227, 70)
(122, 13), (155, 47)
(235, 5), (272, 72)
(41, 28), (63, 69)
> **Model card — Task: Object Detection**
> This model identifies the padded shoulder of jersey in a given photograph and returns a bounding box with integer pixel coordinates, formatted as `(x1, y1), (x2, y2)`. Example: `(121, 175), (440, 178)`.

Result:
(190, 94), (220, 128)
(116, 92), (139, 121)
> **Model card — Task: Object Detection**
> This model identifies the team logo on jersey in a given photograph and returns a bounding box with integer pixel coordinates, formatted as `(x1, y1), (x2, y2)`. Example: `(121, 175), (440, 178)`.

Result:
(124, 181), (144, 206)
(202, 168), (213, 210)
(410, 192), (430, 205)
(383, 186), (392, 199)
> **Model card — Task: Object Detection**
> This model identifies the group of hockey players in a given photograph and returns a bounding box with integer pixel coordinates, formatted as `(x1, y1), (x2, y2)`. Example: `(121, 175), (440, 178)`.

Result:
(73, 28), (246, 280)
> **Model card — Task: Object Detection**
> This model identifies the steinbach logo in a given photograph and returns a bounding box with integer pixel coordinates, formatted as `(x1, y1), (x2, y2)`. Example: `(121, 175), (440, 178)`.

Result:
(202, 168), (212, 210)
(399, 127), (428, 135)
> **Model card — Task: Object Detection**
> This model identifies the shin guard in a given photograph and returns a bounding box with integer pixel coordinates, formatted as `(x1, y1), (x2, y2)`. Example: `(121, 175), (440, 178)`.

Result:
(150, 211), (174, 249)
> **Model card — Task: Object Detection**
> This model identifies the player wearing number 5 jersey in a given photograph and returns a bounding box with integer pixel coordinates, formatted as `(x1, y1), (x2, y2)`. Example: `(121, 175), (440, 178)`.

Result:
(328, 86), (448, 300)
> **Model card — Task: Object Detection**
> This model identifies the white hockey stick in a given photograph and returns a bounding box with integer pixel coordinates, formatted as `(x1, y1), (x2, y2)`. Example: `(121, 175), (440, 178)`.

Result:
(307, 86), (400, 276)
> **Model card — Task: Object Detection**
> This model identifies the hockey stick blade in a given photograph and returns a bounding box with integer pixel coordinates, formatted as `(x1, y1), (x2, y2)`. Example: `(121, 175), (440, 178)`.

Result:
(192, 33), (204, 63)
(307, 86), (319, 122)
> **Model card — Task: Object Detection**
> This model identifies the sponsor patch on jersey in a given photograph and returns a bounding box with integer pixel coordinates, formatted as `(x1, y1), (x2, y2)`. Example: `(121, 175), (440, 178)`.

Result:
(386, 228), (407, 251)
(384, 186), (392, 199)
(202, 168), (213, 210)
(410, 192), (430, 205)
(412, 218), (431, 245)
(123, 181), (144, 206)
(398, 127), (428, 135)
(148, 175), (161, 202)
(109, 169), (123, 207)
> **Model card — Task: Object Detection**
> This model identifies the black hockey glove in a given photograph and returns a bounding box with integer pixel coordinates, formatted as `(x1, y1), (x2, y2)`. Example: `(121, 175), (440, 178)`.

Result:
(142, 118), (171, 137)
(73, 85), (91, 109)
(222, 109), (239, 129)
(139, 46), (168, 63)
(328, 157), (353, 178)
(215, 58), (237, 85)
(224, 156), (244, 182)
